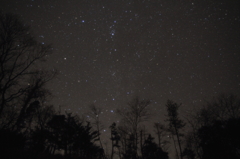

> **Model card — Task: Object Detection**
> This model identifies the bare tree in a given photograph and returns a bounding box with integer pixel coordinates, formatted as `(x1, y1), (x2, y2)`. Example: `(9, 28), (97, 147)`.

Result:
(153, 122), (169, 151)
(165, 100), (185, 159)
(0, 12), (55, 124)
(88, 104), (106, 158)
(35, 104), (55, 130)
(203, 93), (240, 122)
(117, 122), (129, 158)
(185, 93), (240, 159)
(117, 97), (151, 158)
(14, 71), (56, 132)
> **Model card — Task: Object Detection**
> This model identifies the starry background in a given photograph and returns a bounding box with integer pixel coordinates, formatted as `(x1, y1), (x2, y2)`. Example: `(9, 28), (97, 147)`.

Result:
(0, 0), (240, 155)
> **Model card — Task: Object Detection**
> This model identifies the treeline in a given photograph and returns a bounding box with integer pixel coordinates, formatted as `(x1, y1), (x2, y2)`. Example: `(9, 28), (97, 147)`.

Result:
(0, 12), (103, 159)
(104, 95), (240, 159)
(0, 12), (240, 159)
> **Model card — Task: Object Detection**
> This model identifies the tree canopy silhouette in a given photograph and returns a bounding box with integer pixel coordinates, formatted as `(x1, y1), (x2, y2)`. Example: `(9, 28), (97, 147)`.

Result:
(117, 97), (151, 159)
(0, 12), (56, 130)
(198, 118), (240, 159)
(185, 94), (240, 159)
(141, 134), (169, 159)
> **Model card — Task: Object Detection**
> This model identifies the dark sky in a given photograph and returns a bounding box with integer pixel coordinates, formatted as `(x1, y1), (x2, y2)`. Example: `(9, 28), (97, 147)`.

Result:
(0, 0), (239, 155)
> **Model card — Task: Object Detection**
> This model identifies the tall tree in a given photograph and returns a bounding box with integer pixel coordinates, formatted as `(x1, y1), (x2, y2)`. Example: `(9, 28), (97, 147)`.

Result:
(109, 122), (121, 159)
(0, 12), (56, 128)
(153, 122), (169, 151)
(165, 100), (185, 159)
(185, 93), (240, 159)
(89, 104), (106, 158)
(117, 123), (129, 158)
(117, 97), (151, 158)
(14, 71), (55, 132)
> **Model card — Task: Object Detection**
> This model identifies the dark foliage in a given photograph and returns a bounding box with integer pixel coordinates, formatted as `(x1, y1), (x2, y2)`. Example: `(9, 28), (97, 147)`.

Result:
(122, 133), (137, 159)
(185, 94), (240, 159)
(198, 118), (240, 159)
(0, 12), (105, 159)
(110, 122), (121, 159)
(182, 148), (195, 159)
(141, 134), (168, 159)
(0, 129), (26, 159)
(0, 114), (104, 159)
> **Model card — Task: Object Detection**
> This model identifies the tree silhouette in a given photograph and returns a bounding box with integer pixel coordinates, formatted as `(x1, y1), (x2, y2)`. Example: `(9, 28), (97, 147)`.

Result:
(117, 97), (151, 158)
(0, 12), (58, 159)
(0, 12), (56, 133)
(46, 113), (103, 158)
(116, 123), (129, 158)
(198, 118), (240, 159)
(182, 148), (195, 159)
(0, 129), (26, 159)
(153, 122), (169, 151)
(202, 94), (240, 122)
(109, 122), (121, 159)
(71, 120), (104, 159)
(165, 100), (185, 159)
(0, 12), (108, 159)
(88, 104), (106, 157)
(0, 12), (53, 116)
(141, 134), (168, 159)
(122, 133), (136, 159)
(47, 114), (66, 154)
(185, 94), (240, 159)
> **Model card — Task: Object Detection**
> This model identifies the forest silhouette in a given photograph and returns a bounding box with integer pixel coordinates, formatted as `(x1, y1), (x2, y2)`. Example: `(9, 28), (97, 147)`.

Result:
(0, 12), (239, 159)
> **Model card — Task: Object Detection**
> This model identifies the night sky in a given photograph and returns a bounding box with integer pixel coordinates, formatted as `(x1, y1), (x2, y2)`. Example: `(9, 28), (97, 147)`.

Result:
(0, 0), (239, 153)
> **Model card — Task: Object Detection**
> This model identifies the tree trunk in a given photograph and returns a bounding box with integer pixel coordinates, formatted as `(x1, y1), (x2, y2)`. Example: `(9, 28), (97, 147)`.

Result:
(111, 130), (114, 159)
(140, 130), (143, 157)
(172, 134), (179, 159)
(175, 126), (183, 159)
